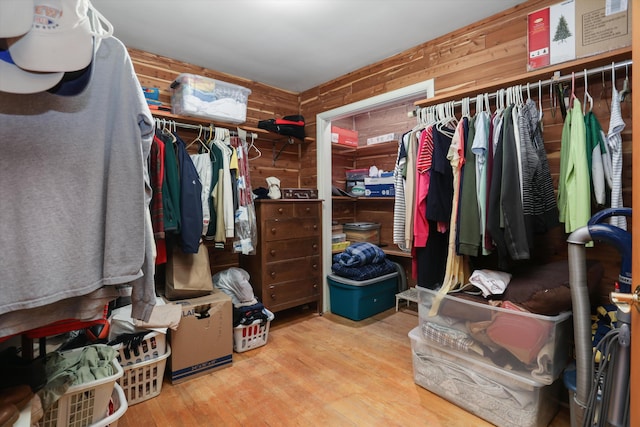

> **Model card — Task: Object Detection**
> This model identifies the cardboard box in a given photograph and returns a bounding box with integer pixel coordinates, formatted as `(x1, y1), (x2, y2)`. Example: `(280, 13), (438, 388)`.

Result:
(167, 290), (233, 384)
(575, 0), (631, 59)
(364, 175), (395, 197)
(343, 222), (381, 245)
(527, 0), (631, 70)
(331, 126), (358, 147)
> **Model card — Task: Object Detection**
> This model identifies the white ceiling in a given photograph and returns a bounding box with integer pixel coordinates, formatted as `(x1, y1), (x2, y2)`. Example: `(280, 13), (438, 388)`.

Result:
(90, 0), (528, 93)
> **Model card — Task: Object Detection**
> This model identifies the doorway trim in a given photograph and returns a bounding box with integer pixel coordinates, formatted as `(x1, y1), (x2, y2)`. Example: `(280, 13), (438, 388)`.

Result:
(315, 79), (434, 312)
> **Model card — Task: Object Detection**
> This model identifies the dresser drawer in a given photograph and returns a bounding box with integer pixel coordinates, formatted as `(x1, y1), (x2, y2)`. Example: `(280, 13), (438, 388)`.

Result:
(263, 277), (321, 308)
(265, 238), (320, 260)
(294, 202), (320, 218)
(264, 256), (320, 285)
(264, 218), (320, 241)
(258, 202), (294, 219)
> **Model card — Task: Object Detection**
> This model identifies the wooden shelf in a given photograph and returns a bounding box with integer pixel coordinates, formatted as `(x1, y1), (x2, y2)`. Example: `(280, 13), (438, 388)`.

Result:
(151, 109), (266, 134)
(151, 110), (317, 143)
(332, 141), (398, 156)
(382, 248), (412, 258)
(414, 46), (632, 108)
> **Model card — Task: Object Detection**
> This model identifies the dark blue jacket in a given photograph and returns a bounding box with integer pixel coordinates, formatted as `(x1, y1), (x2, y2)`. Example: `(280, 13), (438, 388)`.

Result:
(175, 134), (203, 253)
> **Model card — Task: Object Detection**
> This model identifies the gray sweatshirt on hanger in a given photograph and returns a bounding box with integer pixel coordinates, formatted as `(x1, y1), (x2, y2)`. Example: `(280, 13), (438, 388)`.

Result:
(0, 36), (156, 332)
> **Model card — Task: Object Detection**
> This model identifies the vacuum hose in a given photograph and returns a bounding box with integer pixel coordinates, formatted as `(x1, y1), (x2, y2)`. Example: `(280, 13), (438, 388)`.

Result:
(567, 218), (632, 427)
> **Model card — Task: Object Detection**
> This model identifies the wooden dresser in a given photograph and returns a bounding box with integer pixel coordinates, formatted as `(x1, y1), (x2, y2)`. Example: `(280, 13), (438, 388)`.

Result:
(240, 199), (323, 313)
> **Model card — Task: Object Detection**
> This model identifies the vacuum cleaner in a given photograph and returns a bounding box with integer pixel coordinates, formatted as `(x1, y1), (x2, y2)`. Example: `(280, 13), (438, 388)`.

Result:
(566, 207), (631, 427)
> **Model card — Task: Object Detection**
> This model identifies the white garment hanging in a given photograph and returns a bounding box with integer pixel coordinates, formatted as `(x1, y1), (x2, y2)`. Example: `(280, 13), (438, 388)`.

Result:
(607, 70), (627, 230)
(214, 129), (236, 238)
(190, 153), (213, 235)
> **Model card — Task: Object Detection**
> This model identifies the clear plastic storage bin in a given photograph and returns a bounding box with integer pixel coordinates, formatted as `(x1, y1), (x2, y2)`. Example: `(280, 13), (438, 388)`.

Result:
(171, 73), (251, 124)
(416, 286), (571, 385)
(409, 327), (561, 427)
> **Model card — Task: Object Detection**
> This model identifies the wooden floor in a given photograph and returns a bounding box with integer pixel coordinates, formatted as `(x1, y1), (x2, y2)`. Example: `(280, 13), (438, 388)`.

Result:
(118, 306), (572, 427)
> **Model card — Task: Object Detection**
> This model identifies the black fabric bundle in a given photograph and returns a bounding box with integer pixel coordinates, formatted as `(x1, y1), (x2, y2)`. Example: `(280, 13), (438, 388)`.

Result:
(258, 115), (305, 141)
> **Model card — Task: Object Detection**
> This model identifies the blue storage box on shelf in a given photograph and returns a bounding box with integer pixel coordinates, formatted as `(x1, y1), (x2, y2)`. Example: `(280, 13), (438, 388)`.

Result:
(364, 172), (394, 197)
(327, 271), (398, 321)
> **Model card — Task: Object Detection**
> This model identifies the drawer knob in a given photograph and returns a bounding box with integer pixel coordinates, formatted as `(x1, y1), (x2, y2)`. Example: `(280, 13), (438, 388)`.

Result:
(269, 285), (275, 289)
(271, 228), (277, 234)
(313, 224), (318, 230)
(278, 208), (283, 214)
(312, 264), (318, 270)
(270, 271), (276, 278)
(271, 294), (276, 299)
(313, 283), (318, 289)
(270, 249), (276, 256)
(312, 243), (318, 250)
(305, 207), (310, 213)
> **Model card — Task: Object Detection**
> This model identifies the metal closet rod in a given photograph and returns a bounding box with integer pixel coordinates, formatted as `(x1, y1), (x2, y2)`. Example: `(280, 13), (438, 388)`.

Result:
(416, 59), (633, 112)
(154, 117), (258, 139)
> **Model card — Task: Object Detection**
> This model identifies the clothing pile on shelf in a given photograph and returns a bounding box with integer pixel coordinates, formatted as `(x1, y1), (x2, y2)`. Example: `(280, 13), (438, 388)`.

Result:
(331, 242), (397, 281)
(151, 125), (258, 265)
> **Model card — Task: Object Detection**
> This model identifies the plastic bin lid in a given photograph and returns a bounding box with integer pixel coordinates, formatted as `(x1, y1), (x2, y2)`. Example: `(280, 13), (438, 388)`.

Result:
(343, 222), (380, 230)
(327, 271), (397, 287)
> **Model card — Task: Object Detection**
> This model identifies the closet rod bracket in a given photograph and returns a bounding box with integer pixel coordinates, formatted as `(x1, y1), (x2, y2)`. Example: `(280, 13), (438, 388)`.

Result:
(272, 136), (295, 165)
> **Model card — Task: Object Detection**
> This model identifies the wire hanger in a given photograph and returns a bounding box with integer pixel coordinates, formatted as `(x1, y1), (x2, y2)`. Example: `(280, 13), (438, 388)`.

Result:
(549, 80), (556, 119)
(538, 80), (544, 124)
(569, 72), (577, 109)
(160, 119), (176, 143)
(247, 131), (261, 161)
(599, 67), (610, 113)
(619, 63), (631, 102)
(583, 69), (593, 114)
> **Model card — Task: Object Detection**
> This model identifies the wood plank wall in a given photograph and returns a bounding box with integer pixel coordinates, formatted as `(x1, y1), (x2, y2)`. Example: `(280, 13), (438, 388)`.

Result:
(299, 0), (632, 303)
(128, 49), (305, 276)
(128, 48), (304, 191)
(128, 0), (632, 302)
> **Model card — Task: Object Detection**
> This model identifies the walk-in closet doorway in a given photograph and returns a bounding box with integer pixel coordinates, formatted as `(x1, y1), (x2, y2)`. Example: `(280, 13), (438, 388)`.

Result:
(315, 79), (435, 312)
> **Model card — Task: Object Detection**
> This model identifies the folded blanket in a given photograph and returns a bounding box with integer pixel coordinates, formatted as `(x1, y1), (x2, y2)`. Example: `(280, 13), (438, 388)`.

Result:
(333, 242), (386, 267)
(331, 258), (397, 281)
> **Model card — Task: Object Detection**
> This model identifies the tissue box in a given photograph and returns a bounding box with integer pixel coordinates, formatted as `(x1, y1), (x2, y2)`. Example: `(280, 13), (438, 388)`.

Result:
(171, 74), (251, 124)
(364, 175), (394, 197)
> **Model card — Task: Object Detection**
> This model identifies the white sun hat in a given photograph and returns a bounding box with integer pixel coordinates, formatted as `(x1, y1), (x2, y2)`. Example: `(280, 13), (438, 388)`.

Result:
(8, 0), (111, 73)
(0, 0), (34, 38)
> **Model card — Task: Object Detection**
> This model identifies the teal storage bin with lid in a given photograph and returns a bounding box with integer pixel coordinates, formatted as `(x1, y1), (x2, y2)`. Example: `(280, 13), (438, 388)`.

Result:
(327, 272), (398, 321)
